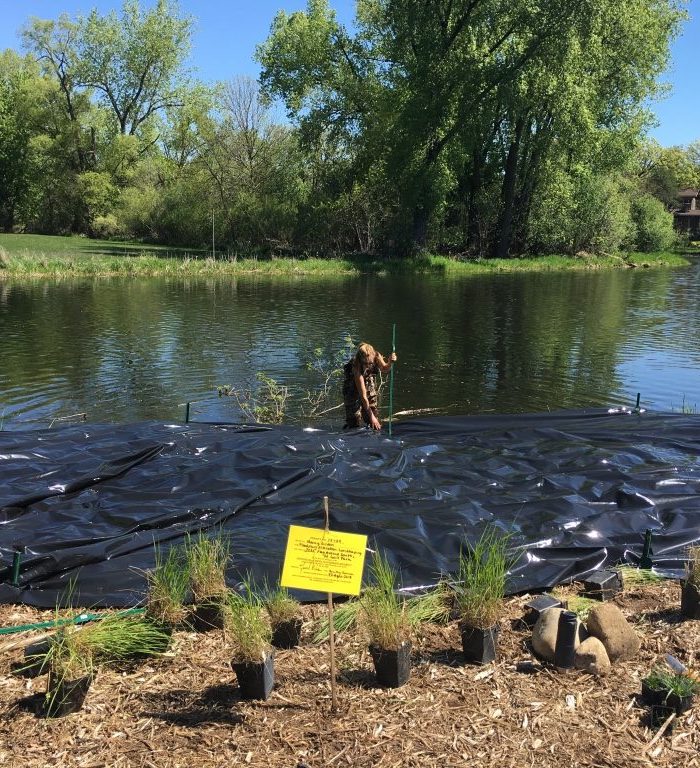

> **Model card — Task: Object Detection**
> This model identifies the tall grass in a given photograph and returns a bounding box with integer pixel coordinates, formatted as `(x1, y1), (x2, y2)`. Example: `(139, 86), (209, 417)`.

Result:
(263, 585), (301, 626)
(453, 527), (513, 629)
(145, 544), (190, 626)
(227, 586), (272, 664)
(184, 530), (230, 602)
(0, 234), (689, 278)
(74, 613), (173, 661)
(313, 579), (452, 643)
(360, 551), (410, 651)
(44, 612), (172, 713)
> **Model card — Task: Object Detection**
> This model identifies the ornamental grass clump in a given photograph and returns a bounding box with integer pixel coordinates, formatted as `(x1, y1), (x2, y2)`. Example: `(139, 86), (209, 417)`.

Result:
(312, 598), (360, 643)
(185, 530), (230, 601)
(360, 551), (410, 651)
(264, 586), (301, 626)
(46, 627), (94, 681)
(406, 580), (452, 627)
(644, 667), (700, 699)
(44, 628), (95, 717)
(263, 584), (303, 648)
(454, 527), (512, 630)
(75, 613), (174, 662)
(145, 545), (189, 627)
(227, 590), (273, 664)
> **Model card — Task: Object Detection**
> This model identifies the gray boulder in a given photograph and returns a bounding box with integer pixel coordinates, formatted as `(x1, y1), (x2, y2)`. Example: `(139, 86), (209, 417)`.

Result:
(586, 603), (640, 662)
(574, 636), (611, 675)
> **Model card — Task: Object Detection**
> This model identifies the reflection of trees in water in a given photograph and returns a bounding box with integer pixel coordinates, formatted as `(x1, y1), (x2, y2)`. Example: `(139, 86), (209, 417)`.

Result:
(1, 264), (700, 425)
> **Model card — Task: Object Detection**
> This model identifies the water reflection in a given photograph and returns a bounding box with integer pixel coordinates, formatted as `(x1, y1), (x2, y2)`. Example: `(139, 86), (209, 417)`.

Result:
(1, 261), (699, 428)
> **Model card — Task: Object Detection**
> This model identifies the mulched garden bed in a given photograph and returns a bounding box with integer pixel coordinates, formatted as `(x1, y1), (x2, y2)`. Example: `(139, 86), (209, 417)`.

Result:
(0, 580), (697, 768)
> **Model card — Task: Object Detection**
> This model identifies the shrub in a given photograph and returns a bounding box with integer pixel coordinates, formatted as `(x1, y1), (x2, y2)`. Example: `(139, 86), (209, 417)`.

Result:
(631, 194), (676, 252)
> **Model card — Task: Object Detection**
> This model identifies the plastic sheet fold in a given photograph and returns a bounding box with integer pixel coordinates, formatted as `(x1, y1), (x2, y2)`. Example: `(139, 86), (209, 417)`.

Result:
(0, 410), (698, 607)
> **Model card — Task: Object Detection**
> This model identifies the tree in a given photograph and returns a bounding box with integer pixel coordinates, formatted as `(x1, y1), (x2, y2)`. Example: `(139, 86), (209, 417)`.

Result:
(259, 0), (685, 255)
(0, 52), (37, 230)
(76, 0), (193, 137)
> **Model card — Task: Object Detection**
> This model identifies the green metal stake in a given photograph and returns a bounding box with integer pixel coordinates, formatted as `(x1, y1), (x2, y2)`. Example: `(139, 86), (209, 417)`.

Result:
(185, 401), (191, 423)
(388, 323), (396, 437)
(10, 551), (21, 587)
(635, 392), (641, 411)
(640, 529), (653, 570)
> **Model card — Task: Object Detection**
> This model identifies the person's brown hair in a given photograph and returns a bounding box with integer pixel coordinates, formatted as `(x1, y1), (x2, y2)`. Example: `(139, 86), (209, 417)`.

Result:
(353, 342), (377, 374)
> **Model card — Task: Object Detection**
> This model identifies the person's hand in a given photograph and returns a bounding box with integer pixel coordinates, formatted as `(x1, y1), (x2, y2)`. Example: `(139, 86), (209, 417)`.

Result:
(390, 352), (397, 363)
(370, 413), (382, 430)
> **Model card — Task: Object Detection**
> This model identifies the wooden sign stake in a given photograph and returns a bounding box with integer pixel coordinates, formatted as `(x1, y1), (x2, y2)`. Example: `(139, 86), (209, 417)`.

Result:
(323, 495), (338, 713)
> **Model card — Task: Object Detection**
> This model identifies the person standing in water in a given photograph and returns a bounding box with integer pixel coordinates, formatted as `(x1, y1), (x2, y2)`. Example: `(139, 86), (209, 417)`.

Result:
(342, 342), (397, 430)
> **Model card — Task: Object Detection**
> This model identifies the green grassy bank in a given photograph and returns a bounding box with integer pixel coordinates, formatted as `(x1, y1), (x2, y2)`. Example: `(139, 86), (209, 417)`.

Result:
(0, 233), (690, 278)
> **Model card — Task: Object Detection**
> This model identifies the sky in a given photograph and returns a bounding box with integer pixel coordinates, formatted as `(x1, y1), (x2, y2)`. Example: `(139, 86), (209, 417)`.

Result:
(0, 0), (697, 147)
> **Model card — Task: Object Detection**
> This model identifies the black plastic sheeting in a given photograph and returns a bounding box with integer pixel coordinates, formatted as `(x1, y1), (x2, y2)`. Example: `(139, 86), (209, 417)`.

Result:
(0, 410), (699, 608)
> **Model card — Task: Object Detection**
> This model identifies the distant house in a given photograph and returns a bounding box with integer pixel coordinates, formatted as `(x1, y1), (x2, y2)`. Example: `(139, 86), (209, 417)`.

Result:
(674, 188), (700, 237)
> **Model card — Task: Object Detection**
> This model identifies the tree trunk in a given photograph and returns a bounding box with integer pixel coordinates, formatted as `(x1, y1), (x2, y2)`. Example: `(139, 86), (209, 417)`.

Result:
(412, 205), (429, 251)
(493, 116), (526, 260)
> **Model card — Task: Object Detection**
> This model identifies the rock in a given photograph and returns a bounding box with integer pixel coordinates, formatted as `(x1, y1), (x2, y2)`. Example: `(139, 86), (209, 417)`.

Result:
(586, 603), (640, 662)
(575, 637), (611, 675)
(532, 608), (587, 662)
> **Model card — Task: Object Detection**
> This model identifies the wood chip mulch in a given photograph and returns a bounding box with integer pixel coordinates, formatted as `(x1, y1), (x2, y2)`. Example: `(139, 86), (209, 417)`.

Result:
(0, 581), (698, 768)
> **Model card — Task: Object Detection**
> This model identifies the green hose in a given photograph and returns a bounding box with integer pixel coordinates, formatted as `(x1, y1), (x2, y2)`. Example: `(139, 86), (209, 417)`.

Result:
(0, 607), (144, 636)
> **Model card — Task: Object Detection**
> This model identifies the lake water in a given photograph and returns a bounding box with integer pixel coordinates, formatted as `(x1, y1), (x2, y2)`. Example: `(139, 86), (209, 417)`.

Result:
(1, 260), (699, 429)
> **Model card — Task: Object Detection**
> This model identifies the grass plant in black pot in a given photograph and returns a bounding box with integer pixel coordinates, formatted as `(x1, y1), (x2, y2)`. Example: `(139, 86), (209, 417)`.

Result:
(264, 586), (303, 649)
(43, 628), (94, 717)
(680, 545), (700, 619)
(452, 527), (513, 665)
(185, 530), (230, 631)
(145, 544), (190, 630)
(43, 613), (173, 716)
(227, 589), (275, 700)
(641, 667), (699, 715)
(360, 550), (412, 688)
(80, 613), (175, 662)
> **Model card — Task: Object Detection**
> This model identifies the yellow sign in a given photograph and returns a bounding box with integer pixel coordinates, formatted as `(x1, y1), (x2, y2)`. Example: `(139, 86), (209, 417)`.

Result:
(281, 525), (367, 596)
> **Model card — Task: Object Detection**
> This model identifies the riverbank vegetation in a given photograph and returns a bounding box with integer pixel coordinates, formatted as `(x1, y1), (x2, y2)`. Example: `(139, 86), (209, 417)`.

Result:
(0, 1), (697, 263)
(0, 233), (690, 278)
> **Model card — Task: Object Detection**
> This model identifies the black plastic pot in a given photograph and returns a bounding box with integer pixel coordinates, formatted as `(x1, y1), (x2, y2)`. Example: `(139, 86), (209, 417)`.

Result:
(680, 580), (700, 619)
(523, 594), (564, 627)
(650, 705), (675, 732)
(43, 673), (92, 717)
(232, 652), (275, 700)
(641, 679), (665, 706)
(13, 638), (53, 679)
(271, 618), (302, 649)
(582, 569), (622, 601)
(666, 691), (695, 715)
(641, 679), (696, 714)
(369, 641), (411, 688)
(460, 623), (499, 665)
(554, 611), (578, 670)
(189, 599), (226, 632)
